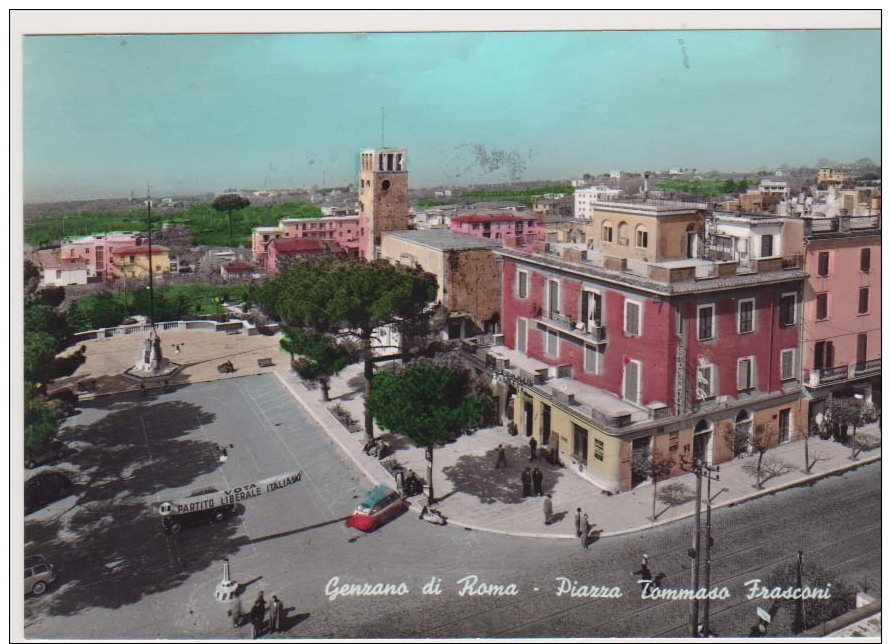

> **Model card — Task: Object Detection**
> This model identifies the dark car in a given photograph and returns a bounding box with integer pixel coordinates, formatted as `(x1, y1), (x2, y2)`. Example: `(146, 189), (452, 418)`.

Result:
(25, 471), (75, 515)
(346, 485), (407, 532)
(26, 440), (74, 470)
(159, 487), (236, 535)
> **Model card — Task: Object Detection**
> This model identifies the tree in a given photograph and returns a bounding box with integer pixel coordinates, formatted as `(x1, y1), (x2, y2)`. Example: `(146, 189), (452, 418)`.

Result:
(368, 360), (488, 504)
(24, 331), (59, 383)
(766, 557), (856, 632)
(825, 397), (863, 442)
(261, 258), (438, 439)
(67, 292), (128, 332)
(282, 327), (351, 401)
(737, 424), (785, 489)
(24, 304), (71, 345)
(31, 285), (66, 308)
(23, 259), (41, 297)
(25, 383), (60, 454)
(631, 449), (676, 522)
(849, 434), (880, 461)
(212, 194), (251, 246)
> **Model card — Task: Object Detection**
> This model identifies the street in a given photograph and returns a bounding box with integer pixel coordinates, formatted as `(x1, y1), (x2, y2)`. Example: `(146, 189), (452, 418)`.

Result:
(24, 374), (881, 639)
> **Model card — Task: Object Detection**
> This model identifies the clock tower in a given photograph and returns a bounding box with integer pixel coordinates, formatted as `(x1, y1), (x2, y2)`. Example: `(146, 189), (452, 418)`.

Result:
(357, 148), (410, 260)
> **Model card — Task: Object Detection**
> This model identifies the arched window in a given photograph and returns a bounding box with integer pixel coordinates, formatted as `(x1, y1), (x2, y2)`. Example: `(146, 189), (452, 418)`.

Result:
(618, 221), (629, 245)
(733, 410), (753, 457)
(601, 221), (613, 243)
(635, 225), (649, 248)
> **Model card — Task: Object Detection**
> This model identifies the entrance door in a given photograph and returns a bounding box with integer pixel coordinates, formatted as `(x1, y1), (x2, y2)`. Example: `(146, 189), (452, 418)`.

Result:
(631, 436), (651, 487)
(524, 400), (534, 437)
(778, 408), (792, 443)
(541, 404), (551, 446)
(687, 231), (698, 258)
(693, 420), (712, 465)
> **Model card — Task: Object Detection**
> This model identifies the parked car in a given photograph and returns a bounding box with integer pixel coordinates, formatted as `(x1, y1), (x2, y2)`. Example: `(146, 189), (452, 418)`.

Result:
(346, 484), (407, 532)
(25, 471), (75, 515)
(25, 440), (74, 469)
(25, 555), (56, 596)
(159, 487), (236, 535)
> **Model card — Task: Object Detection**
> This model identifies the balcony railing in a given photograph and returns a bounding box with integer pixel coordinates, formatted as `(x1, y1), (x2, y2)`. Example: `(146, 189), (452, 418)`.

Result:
(854, 358), (881, 375)
(537, 311), (607, 344)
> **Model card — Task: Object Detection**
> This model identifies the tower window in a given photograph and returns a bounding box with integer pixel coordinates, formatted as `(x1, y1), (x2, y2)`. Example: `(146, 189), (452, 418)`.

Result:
(381, 180), (391, 191)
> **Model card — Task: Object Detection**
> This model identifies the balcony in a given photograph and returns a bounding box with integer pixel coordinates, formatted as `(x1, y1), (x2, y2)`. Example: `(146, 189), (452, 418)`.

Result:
(536, 311), (607, 344)
(804, 361), (882, 388)
(854, 358), (881, 375)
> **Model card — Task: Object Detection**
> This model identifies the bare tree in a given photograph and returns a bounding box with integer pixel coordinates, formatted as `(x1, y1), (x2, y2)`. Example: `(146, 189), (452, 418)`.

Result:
(742, 453), (792, 488)
(849, 434), (881, 461)
(631, 449), (677, 522)
(736, 423), (782, 489)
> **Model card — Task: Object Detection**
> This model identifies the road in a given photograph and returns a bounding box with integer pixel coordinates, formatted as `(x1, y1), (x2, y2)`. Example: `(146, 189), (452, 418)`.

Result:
(23, 374), (881, 639)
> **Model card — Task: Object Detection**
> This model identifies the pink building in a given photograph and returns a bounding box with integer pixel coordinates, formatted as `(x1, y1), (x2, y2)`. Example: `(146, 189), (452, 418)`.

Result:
(449, 212), (541, 247)
(252, 215), (360, 268)
(60, 232), (146, 280)
(801, 215), (882, 419)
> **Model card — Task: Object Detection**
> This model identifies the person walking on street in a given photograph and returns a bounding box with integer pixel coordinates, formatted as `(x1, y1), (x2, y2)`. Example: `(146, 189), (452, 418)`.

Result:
(574, 508), (583, 537)
(634, 554), (653, 585)
(269, 595), (283, 633)
(532, 467), (543, 496)
(529, 436), (538, 461)
(521, 467), (532, 497)
(580, 513), (590, 549)
(250, 591), (267, 639)
(495, 444), (508, 469)
(543, 494), (553, 525)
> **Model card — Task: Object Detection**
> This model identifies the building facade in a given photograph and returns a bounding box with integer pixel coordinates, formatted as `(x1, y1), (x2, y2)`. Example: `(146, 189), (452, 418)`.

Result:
(573, 186), (624, 219)
(800, 215), (882, 421)
(264, 238), (339, 274)
(60, 232), (147, 280)
(358, 148), (411, 260)
(449, 212), (541, 247)
(251, 215), (360, 268)
(110, 245), (171, 279)
(466, 201), (807, 492)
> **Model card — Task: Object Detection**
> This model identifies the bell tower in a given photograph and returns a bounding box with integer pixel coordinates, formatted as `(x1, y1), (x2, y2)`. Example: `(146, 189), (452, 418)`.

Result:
(357, 148), (410, 260)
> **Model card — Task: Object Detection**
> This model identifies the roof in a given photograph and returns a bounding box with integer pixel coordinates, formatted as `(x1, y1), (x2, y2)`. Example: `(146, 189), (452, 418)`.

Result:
(223, 261), (254, 272)
(112, 245), (168, 255)
(269, 238), (328, 253)
(35, 250), (89, 270)
(451, 213), (536, 224)
(384, 229), (500, 252)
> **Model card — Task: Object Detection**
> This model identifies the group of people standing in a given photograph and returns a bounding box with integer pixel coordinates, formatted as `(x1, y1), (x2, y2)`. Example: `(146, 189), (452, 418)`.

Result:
(234, 591), (284, 639)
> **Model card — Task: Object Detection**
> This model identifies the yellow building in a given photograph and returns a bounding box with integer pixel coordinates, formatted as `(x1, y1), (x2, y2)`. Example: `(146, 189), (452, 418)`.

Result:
(111, 245), (171, 279)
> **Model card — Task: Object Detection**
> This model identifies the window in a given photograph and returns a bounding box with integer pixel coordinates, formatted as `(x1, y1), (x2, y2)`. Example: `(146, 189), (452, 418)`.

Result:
(624, 300), (641, 336)
(547, 279), (560, 316)
(602, 222), (613, 243)
(593, 438), (604, 461)
(780, 348), (797, 381)
(516, 270), (528, 298)
(733, 410), (753, 456)
(817, 251), (830, 277)
(516, 318), (528, 354)
(544, 328), (559, 357)
(55, 270), (62, 279)
(856, 334), (868, 367)
(676, 306), (684, 337)
(737, 357), (754, 391)
(858, 287), (870, 314)
(584, 344), (603, 374)
(778, 408), (792, 443)
(697, 304), (715, 341)
(623, 360), (641, 404)
(860, 248), (871, 273)
(813, 341), (834, 371)
(760, 235), (774, 257)
(696, 364), (715, 400)
(815, 293), (829, 321)
(572, 424), (589, 461)
(635, 226), (649, 248)
(668, 431), (679, 453)
(738, 299), (755, 334)
(779, 293), (797, 327)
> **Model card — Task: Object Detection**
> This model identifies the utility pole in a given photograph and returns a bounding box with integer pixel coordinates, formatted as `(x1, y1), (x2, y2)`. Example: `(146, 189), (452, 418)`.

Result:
(793, 550), (805, 633)
(146, 185), (155, 326)
(680, 455), (720, 637)
(701, 462), (721, 636)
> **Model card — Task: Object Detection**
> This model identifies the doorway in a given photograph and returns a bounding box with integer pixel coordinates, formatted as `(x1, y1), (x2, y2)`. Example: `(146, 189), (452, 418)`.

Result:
(693, 419), (713, 465)
(631, 436), (651, 487)
(524, 400), (534, 437)
(541, 404), (551, 446)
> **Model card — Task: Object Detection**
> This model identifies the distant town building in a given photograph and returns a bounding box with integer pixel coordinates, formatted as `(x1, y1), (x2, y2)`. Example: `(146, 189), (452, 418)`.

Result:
(60, 232), (148, 281)
(111, 245), (171, 280)
(221, 261), (256, 280)
(573, 186), (624, 219)
(251, 215), (361, 268)
(817, 167), (848, 186)
(532, 194), (574, 219)
(34, 249), (90, 286)
(449, 212), (541, 247)
(264, 238), (341, 274)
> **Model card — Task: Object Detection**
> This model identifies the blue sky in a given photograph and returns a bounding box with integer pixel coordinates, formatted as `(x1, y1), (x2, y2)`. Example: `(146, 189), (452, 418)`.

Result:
(23, 29), (880, 201)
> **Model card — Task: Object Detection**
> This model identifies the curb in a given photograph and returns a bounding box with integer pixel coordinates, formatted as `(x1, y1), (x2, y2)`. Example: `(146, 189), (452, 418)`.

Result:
(275, 371), (881, 540)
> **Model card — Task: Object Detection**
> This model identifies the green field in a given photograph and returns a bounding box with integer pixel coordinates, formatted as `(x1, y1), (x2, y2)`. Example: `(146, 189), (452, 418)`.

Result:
(417, 185), (572, 209)
(654, 178), (756, 197)
(24, 201), (323, 247)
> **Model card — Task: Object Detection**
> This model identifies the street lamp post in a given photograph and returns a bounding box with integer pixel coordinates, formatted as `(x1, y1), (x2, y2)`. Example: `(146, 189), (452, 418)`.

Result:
(793, 550), (805, 633)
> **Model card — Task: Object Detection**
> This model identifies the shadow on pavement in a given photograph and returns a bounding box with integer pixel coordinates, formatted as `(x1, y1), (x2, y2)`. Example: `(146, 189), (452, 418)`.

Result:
(24, 398), (254, 619)
(441, 445), (565, 505)
(249, 516), (351, 545)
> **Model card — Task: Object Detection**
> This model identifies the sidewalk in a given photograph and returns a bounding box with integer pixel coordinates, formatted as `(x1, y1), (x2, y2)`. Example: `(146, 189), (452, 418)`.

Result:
(278, 362), (882, 539)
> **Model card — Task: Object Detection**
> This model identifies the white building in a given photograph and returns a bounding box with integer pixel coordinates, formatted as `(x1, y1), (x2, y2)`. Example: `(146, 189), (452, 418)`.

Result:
(758, 180), (789, 197)
(35, 250), (90, 286)
(573, 185), (624, 219)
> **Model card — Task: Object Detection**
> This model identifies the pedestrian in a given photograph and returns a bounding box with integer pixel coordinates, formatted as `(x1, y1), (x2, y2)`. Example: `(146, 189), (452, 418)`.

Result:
(394, 468), (405, 498)
(574, 508), (583, 537)
(529, 436), (538, 461)
(507, 420), (518, 436)
(521, 467), (532, 497)
(580, 513), (590, 549)
(635, 554), (653, 584)
(543, 494), (553, 525)
(269, 595), (283, 633)
(250, 591), (267, 639)
(532, 467), (543, 496)
(495, 444), (508, 469)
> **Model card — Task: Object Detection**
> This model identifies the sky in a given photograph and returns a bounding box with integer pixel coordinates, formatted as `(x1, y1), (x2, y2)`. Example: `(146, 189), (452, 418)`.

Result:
(22, 29), (881, 202)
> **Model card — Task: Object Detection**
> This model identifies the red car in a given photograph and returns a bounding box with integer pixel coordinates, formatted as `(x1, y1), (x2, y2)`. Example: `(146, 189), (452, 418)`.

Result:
(346, 485), (407, 532)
